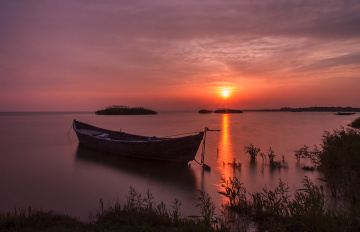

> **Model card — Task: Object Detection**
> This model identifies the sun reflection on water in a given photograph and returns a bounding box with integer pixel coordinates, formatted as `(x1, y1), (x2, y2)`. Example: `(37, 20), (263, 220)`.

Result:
(217, 114), (236, 178)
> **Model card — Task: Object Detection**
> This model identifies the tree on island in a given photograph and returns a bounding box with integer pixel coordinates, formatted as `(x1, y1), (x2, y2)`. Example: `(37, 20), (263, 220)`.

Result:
(95, 105), (158, 115)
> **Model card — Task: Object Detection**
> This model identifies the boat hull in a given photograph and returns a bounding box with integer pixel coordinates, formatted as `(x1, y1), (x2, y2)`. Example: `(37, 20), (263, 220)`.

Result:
(73, 120), (204, 163)
(336, 112), (356, 115)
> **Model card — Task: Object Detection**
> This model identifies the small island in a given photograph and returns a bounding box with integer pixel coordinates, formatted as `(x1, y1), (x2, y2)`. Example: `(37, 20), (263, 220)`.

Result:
(198, 109), (213, 114)
(95, 105), (158, 115)
(214, 108), (243, 113)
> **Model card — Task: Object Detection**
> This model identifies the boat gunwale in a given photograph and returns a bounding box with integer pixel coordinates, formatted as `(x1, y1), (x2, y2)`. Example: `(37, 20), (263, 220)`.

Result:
(73, 120), (204, 144)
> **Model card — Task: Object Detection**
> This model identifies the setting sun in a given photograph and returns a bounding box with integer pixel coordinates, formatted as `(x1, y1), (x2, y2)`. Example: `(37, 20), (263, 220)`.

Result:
(221, 89), (231, 98)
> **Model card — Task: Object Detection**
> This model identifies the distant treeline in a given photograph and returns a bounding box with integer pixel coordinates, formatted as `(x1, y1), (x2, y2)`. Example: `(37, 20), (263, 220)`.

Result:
(95, 105), (158, 115)
(246, 106), (360, 112)
(198, 108), (243, 114)
(280, 106), (360, 112)
(214, 109), (243, 113)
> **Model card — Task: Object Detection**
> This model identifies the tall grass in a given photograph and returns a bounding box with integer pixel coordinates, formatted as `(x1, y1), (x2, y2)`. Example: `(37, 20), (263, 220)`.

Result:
(94, 187), (231, 232)
(319, 128), (360, 204)
(0, 207), (84, 232)
(293, 127), (360, 230)
(298, 127), (360, 205)
(3, 179), (359, 231)
(1, 188), (231, 232)
(349, 117), (360, 128)
(219, 176), (360, 231)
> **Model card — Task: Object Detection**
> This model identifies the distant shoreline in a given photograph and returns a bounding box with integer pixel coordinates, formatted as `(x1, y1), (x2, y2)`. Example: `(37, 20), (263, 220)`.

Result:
(243, 106), (360, 112)
(198, 106), (360, 113)
(1, 106), (360, 114)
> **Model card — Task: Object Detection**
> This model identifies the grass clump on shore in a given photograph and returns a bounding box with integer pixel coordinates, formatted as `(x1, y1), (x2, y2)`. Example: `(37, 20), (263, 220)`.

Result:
(292, 127), (360, 230)
(297, 127), (360, 204)
(95, 105), (158, 115)
(350, 117), (360, 128)
(95, 188), (230, 232)
(221, 128), (360, 231)
(219, 176), (359, 231)
(318, 128), (360, 204)
(1, 188), (231, 232)
(0, 207), (85, 232)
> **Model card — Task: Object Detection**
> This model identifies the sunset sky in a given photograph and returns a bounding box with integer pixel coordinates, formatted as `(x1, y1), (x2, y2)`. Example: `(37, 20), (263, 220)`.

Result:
(1, 0), (359, 111)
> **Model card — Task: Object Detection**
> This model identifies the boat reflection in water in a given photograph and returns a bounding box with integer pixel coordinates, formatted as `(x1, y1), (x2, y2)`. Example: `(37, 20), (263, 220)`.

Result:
(75, 145), (198, 191)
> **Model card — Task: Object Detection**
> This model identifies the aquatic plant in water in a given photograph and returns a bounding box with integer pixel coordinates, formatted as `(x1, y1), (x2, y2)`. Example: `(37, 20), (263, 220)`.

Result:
(226, 158), (241, 169)
(295, 144), (320, 170)
(245, 144), (288, 168)
(244, 144), (260, 161)
(267, 147), (275, 165)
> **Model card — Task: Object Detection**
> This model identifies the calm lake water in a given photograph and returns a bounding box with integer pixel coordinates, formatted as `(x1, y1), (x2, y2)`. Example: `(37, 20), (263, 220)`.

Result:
(0, 111), (358, 220)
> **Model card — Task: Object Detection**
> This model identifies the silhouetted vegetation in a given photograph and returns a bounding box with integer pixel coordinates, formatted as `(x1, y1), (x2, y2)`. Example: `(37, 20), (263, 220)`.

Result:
(245, 144), (288, 168)
(0, 208), (85, 232)
(214, 109), (243, 113)
(246, 106), (360, 112)
(3, 176), (358, 232)
(219, 176), (359, 231)
(266, 147), (276, 166)
(295, 145), (320, 171)
(1, 188), (231, 232)
(298, 128), (360, 204)
(95, 105), (158, 115)
(280, 106), (360, 112)
(319, 128), (360, 204)
(226, 158), (241, 169)
(3, 125), (360, 231)
(245, 144), (260, 161)
(350, 117), (360, 128)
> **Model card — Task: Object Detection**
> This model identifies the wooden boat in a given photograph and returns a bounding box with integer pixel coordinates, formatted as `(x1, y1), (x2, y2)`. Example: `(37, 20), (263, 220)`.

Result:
(73, 120), (204, 163)
(336, 112), (356, 115)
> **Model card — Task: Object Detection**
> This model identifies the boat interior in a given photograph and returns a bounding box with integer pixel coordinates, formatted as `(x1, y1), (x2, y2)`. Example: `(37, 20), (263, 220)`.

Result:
(77, 128), (163, 141)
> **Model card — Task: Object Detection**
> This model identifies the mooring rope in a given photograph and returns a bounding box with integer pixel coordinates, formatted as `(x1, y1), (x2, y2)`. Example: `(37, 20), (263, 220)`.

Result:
(67, 123), (73, 135)
(193, 128), (208, 165)
(193, 158), (202, 165)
